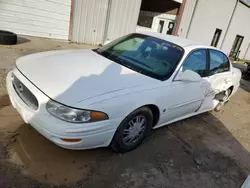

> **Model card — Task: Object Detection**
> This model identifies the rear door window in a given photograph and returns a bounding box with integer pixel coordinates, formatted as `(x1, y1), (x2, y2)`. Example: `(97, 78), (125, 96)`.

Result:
(209, 50), (230, 75)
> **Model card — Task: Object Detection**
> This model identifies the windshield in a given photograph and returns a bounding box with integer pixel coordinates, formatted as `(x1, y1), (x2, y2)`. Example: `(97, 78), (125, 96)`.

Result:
(95, 33), (184, 80)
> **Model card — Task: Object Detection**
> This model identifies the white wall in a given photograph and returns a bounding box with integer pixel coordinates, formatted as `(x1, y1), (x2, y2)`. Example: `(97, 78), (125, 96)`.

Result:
(177, 0), (197, 38)
(0, 0), (71, 39)
(178, 0), (250, 59)
(71, 0), (142, 45)
(245, 44), (250, 60)
(184, 0), (236, 49)
(105, 0), (142, 42)
(221, 2), (250, 59)
(71, 0), (109, 45)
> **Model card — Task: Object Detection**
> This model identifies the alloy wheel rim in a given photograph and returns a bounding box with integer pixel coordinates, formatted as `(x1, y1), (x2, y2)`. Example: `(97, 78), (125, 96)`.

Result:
(122, 115), (147, 145)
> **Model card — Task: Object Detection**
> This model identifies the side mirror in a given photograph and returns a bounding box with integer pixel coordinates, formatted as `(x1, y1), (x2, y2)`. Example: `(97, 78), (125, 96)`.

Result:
(177, 70), (201, 82)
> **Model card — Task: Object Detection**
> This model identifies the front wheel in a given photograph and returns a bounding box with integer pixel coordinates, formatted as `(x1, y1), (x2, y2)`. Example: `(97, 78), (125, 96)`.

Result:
(111, 107), (153, 153)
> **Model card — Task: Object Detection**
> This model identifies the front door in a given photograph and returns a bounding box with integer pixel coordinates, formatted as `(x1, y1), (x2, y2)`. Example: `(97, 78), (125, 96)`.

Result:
(230, 35), (244, 60)
(159, 49), (210, 123)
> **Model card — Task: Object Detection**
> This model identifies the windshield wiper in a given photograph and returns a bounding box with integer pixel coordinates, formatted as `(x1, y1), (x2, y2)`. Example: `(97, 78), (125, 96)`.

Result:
(119, 55), (154, 70)
(113, 56), (147, 73)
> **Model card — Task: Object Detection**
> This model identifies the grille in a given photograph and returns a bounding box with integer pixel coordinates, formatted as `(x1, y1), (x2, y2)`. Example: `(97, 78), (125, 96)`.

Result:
(12, 74), (39, 110)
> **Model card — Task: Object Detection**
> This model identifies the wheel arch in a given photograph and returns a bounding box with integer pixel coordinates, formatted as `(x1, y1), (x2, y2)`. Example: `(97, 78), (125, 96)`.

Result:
(144, 104), (160, 127)
(228, 85), (234, 96)
(127, 104), (160, 128)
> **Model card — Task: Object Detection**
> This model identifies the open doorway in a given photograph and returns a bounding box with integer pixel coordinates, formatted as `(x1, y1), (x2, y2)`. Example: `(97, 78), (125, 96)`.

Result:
(230, 35), (244, 60)
(136, 0), (181, 35)
(157, 19), (175, 34)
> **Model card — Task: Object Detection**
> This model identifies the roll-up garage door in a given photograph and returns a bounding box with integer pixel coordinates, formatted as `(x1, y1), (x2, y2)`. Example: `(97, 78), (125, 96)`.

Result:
(0, 0), (71, 39)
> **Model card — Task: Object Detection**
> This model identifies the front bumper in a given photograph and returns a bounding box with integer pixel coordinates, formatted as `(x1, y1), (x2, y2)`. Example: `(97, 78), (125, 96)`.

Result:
(6, 69), (120, 150)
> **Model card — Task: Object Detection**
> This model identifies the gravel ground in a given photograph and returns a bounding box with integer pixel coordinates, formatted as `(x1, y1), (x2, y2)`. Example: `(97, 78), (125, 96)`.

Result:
(1, 36), (250, 188)
(0, 68), (8, 94)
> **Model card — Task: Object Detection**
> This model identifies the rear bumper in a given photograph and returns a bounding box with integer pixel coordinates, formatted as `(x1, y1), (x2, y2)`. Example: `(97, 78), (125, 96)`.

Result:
(6, 69), (120, 150)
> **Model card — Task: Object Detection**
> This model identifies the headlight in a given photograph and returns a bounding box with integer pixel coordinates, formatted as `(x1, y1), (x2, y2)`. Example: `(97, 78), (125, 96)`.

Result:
(46, 100), (108, 123)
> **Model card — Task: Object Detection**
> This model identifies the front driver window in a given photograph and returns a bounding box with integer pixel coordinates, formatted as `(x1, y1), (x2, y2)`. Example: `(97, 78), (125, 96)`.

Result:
(182, 49), (207, 77)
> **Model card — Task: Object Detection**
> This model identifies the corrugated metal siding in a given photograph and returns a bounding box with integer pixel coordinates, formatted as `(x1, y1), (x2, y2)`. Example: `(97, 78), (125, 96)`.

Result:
(105, 0), (142, 42)
(221, 2), (250, 59)
(0, 0), (71, 39)
(177, 0), (197, 38)
(71, 0), (109, 45)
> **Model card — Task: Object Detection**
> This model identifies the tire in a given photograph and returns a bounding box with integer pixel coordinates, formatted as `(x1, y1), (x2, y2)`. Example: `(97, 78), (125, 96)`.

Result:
(0, 30), (17, 45)
(214, 88), (232, 112)
(111, 107), (153, 153)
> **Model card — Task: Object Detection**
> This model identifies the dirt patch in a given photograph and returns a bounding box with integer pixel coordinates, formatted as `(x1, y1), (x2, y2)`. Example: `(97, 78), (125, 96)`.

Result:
(0, 94), (10, 108)
(0, 69), (9, 95)
(0, 104), (112, 186)
(7, 124), (113, 185)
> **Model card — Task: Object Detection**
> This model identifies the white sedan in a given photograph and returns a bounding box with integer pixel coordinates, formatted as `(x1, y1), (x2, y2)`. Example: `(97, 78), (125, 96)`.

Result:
(6, 32), (241, 152)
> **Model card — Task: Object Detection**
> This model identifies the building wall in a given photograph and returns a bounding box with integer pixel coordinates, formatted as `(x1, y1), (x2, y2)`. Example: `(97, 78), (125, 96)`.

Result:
(0, 0), (71, 39)
(245, 44), (250, 60)
(178, 0), (250, 59)
(187, 0), (236, 50)
(221, 2), (250, 59)
(105, 0), (142, 42)
(71, 0), (109, 45)
(71, 0), (142, 45)
(176, 0), (197, 38)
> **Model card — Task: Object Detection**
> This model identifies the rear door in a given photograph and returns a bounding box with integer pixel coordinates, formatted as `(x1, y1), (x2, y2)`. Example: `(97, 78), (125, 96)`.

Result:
(208, 49), (232, 94)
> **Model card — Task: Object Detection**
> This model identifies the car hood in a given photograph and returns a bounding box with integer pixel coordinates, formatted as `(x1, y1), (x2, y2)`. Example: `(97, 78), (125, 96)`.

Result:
(16, 49), (157, 105)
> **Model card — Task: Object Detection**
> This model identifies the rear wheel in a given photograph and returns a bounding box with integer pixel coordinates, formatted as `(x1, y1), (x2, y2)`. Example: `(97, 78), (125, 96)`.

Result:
(111, 107), (153, 153)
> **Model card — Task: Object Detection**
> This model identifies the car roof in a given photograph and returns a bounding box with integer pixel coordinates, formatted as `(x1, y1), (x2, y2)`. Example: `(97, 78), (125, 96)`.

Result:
(138, 31), (217, 50)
